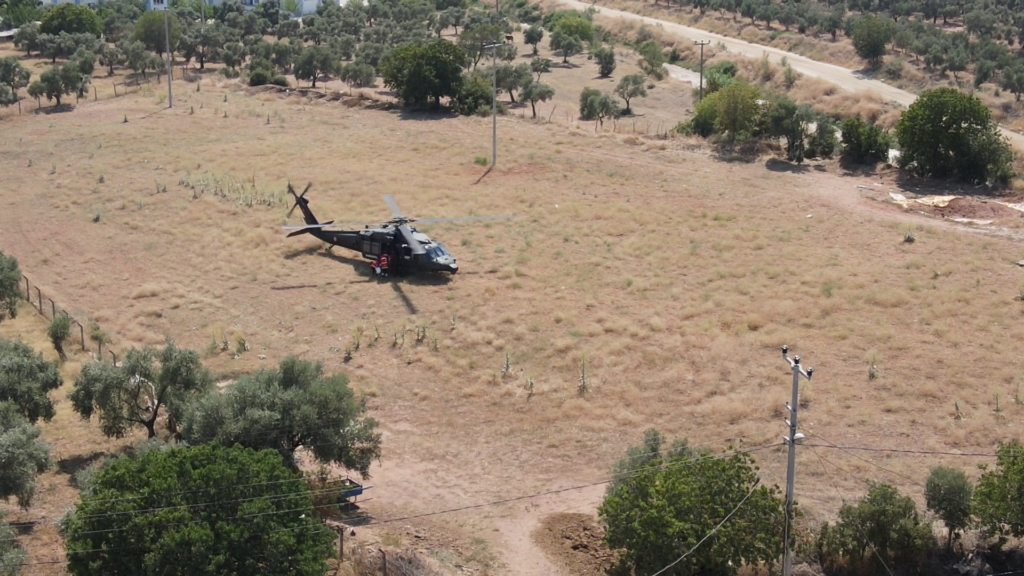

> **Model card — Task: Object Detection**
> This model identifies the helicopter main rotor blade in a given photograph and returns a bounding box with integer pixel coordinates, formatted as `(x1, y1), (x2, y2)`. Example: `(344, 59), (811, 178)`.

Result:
(281, 220), (336, 230)
(286, 183), (298, 218)
(398, 223), (426, 255)
(413, 215), (516, 224)
(384, 194), (404, 218)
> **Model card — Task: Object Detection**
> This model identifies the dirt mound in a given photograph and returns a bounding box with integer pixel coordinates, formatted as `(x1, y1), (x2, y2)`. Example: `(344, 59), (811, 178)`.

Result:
(934, 197), (1023, 221)
(532, 513), (615, 576)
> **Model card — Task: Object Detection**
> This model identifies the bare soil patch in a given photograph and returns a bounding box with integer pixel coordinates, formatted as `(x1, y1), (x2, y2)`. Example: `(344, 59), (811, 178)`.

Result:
(533, 513), (615, 576)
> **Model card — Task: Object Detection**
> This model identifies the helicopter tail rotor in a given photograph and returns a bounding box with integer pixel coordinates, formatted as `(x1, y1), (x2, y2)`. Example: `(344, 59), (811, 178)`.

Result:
(287, 182), (314, 220)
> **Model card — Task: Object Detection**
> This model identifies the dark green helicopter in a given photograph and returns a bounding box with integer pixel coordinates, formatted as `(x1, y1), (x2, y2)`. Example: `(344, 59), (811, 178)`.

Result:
(282, 183), (513, 275)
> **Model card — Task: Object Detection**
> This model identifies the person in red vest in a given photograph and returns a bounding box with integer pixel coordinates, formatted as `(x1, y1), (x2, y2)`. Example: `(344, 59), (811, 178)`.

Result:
(379, 252), (390, 278)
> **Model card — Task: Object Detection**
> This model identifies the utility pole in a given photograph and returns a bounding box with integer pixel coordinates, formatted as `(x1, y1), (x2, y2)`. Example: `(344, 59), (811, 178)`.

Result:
(781, 345), (812, 576)
(694, 40), (710, 102)
(163, 9), (173, 108)
(491, 0), (500, 167)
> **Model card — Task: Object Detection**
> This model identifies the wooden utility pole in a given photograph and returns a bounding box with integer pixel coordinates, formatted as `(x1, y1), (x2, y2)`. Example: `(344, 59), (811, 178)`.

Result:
(694, 40), (711, 102)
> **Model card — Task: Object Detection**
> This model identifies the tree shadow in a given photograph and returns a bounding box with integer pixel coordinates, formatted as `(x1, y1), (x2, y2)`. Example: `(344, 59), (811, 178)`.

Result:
(765, 158), (810, 173)
(57, 451), (108, 486)
(32, 102), (76, 114)
(393, 107), (457, 121)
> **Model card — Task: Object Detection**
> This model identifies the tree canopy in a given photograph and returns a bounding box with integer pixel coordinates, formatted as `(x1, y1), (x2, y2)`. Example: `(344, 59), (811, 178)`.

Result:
(179, 356), (382, 477)
(975, 439), (1024, 538)
(0, 250), (20, 320)
(0, 338), (62, 424)
(0, 401), (50, 508)
(852, 14), (892, 65)
(599, 429), (785, 575)
(70, 339), (212, 439)
(0, 56), (31, 107)
(818, 483), (934, 574)
(62, 443), (335, 576)
(925, 466), (973, 550)
(615, 73), (647, 115)
(40, 3), (102, 37)
(380, 39), (465, 109)
(895, 87), (1014, 185)
(293, 44), (338, 88)
(27, 62), (86, 107)
(134, 9), (180, 56)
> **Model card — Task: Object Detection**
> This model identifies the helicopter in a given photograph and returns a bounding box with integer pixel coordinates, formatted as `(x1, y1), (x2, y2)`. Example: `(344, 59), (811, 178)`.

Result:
(282, 183), (513, 275)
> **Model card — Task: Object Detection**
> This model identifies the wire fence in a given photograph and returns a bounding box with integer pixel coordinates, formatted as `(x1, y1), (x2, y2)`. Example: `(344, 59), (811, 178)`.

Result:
(19, 273), (118, 366)
(12, 63), (196, 115)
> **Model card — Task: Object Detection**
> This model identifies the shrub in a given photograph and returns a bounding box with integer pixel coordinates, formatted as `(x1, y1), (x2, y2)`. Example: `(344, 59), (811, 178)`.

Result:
(593, 46), (615, 77)
(806, 117), (838, 158)
(48, 313), (71, 360)
(0, 250), (20, 320)
(40, 4), (101, 37)
(452, 74), (491, 115)
(690, 90), (721, 137)
(840, 116), (890, 165)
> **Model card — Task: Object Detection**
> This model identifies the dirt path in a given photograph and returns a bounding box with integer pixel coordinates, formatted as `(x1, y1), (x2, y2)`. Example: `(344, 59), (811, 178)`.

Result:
(558, 0), (1024, 151)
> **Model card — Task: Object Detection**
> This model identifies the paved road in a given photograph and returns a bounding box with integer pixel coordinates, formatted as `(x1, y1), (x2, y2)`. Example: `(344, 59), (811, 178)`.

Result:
(559, 0), (1024, 151)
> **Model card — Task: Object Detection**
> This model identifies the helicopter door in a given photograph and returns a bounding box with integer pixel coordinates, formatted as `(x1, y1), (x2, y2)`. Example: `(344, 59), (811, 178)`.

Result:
(402, 245), (412, 260)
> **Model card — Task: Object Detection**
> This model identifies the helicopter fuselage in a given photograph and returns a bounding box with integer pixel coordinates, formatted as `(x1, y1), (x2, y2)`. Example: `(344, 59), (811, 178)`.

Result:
(308, 225), (458, 274)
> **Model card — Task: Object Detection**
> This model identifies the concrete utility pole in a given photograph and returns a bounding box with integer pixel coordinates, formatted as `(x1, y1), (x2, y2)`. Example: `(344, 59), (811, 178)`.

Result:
(491, 0), (500, 167)
(164, 10), (173, 108)
(694, 40), (710, 102)
(781, 345), (812, 576)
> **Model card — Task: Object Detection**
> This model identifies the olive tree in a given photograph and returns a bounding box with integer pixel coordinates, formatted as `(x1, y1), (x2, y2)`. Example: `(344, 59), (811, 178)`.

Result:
(70, 340), (212, 439)
(975, 440), (1024, 538)
(179, 356), (382, 477)
(0, 56), (31, 107)
(0, 251), (20, 320)
(0, 401), (51, 509)
(615, 73), (646, 115)
(520, 78), (554, 118)
(0, 338), (63, 424)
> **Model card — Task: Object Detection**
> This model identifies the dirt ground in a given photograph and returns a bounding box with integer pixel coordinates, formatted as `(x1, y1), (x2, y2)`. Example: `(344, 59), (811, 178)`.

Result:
(533, 513), (615, 575)
(4, 34), (1024, 575)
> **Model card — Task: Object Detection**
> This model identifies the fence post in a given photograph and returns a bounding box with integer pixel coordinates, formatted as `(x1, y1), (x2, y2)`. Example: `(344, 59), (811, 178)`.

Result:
(380, 549), (387, 575)
(23, 276), (29, 300)
(49, 298), (55, 319)
(98, 339), (102, 362)
(75, 320), (85, 350)
(36, 287), (42, 313)
(110, 350), (117, 366)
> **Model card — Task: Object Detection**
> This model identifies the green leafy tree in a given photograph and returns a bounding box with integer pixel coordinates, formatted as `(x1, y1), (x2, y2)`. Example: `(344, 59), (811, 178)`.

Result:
(97, 44), (124, 76)
(457, 23), (501, 70)
(715, 80), (760, 141)
(47, 314), (71, 360)
(179, 356), (382, 476)
(293, 44), (337, 88)
(494, 61), (531, 103)
(524, 25), (543, 55)
(13, 21), (40, 56)
(40, 3), (102, 37)
(62, 443), (335, 576)
(0, 509), (26, 575)
(530, 56), (551, 81)
(975, 439), (1024, 538)
(615, 73), (646, 115)
(520, 78), (554, 118)
(852, 14), (892, 66)
(594, 46), (615, 77)
(767, 96), (809, 163)
(380, 39), (466, 109)
(218, 41), (246, 70)
(579, 87), (619, 126)
(945, 47), (967, 82)
(637, 39), (666, 80)
(27, 62), (84, 107)
(553, 13), (593, 43)
(1000, 61), (1024, 102)
(452, 73), (491, 115)
(119, 39), (159, 79)
(599, 429), (785, 575)
(687, 89), (721, 137)
(818, 483), (935, 574)
(0, 402), (50, 509)
(1, 0), (40, 28)
(70, 340), (212, 439)
(340, 62), (375, 87)
(134, 9), (181, 56)
(0, 56), (29, 107)
(549, 29), (583, 64)
(925, 466), (973, 550)
(0, 339), (62, 424)
(841, 116), (890, 165)
(806, 116), (838, 159)
(895, 87), (1014, 185)
(0, 251), (20, 320)
(270, 41), (295, 72)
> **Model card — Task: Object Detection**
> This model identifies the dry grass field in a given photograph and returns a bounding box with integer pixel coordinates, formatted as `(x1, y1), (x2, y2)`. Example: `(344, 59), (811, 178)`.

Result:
(3, 34), (1024, 574)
